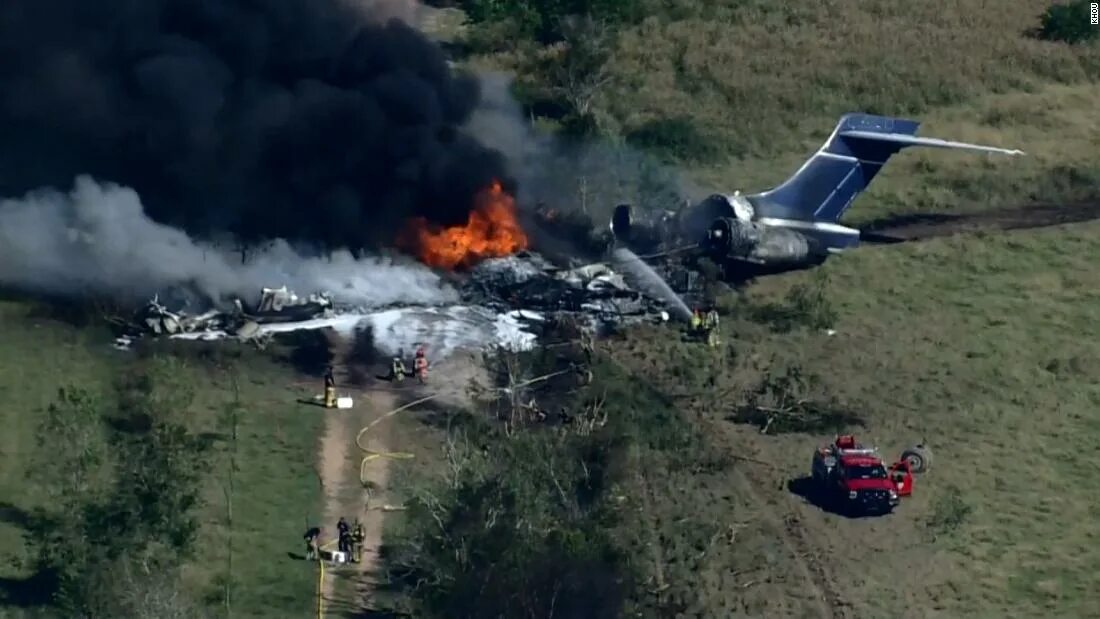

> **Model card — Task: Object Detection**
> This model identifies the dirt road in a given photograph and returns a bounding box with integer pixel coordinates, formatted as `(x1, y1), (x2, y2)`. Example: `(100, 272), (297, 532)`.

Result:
(860, 201), (1100, 244)
(313, 344), (398, 617)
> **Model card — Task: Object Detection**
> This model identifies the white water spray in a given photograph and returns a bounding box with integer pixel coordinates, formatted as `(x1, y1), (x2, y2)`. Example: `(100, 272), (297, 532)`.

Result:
(610, 247), (692, 322)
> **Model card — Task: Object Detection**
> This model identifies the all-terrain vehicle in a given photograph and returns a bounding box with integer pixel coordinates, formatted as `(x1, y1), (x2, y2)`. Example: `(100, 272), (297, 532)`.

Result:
(810, 435), (931, 515)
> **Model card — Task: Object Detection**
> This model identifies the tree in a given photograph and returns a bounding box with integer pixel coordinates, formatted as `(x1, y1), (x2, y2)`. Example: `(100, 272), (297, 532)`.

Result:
(531, 15), (617, 133)
(384, 426), (627, 619)
(26, 358), (211, 615)
(1037, 1), (1098, 44)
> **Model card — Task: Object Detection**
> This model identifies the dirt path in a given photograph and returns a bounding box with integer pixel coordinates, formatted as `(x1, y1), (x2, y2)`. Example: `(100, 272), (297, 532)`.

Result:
(350, 391), (397, 610)
(314, 343), (482, 617)
(860, 201), (1100, 244)
(315, 340), (398, 617)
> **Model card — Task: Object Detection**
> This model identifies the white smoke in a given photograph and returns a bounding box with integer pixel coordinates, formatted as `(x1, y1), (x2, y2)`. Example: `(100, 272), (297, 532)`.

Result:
(0, 176), (458, 307)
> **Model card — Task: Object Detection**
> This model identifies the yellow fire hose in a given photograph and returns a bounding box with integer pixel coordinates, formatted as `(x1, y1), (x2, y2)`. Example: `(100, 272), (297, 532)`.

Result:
(355, 394), (438, 485)
(315, 352), (574, 617)
(315, 537), (338, 619)
(316, 393), (440, 618)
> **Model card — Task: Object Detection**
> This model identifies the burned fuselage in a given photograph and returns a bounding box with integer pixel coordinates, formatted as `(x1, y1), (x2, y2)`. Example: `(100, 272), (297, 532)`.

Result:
(610, 194), (830, 275)
(609, 114), (1024, 278)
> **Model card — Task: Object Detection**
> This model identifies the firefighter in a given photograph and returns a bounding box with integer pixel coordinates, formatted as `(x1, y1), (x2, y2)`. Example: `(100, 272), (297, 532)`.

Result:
(304, 526), (321, 561)
(690, 308), (703, 338)
(705, 309), (720, 347)
(580, 331), (594, 364)
(413, 346), (429, 384)
(351, 519), (365, 563)
(390, 355), (407, 383)
(323, 366), (337, 408)
(337, 517), (350, 556)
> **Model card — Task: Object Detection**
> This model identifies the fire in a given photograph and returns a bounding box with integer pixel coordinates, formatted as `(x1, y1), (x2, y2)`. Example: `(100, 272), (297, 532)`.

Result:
(399, 180), (529, 270)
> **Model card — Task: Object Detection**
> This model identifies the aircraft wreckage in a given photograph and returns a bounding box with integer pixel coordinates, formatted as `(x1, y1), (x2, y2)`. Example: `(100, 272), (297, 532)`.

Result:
(608, 113), (1024, 278)
(118, 113), (1019, 355)
(117, 254), (689, 358)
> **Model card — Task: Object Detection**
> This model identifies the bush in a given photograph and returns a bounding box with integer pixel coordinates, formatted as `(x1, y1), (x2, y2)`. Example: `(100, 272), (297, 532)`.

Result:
(459, 0), (644, 42)
(746, 274), (839, 333)
(927, 485), (973, 534)
(1038, 1), (1099, 44)
(730, 364), (864, 435)
(25, 359), (211, 615)
(381, 348), (705, 615)
(383, 422), (628, 619)
(625, 116), (721, 163)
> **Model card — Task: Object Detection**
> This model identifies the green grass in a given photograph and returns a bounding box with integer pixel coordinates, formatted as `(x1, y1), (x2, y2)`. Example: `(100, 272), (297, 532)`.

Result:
(466, 0), (1100, 218)
(0, 301), (326, 618)
(768, 223), (1100, 616)
(2, 2), (1098, 616)
(603, 219), (1100, 616)
(601, 1), (1099, 155)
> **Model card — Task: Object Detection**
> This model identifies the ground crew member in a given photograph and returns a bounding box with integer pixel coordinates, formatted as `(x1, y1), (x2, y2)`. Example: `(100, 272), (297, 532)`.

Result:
(304, 526), (321, 560)
(323, 366), (336, 408)
(351, 519), (365, 563)
(414, 346), (429, 383)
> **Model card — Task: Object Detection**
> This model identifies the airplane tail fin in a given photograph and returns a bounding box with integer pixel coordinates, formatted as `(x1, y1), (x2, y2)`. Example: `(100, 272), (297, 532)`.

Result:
(746, 114), (1024, 224)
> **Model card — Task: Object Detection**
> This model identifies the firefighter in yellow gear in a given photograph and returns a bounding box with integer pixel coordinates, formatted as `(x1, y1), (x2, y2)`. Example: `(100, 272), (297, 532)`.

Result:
(323, 366), (337, 408)
(704, 309), (720, 347)
(351, 519), (365, 563)
(391, 355), (407, 383)
(690, 308), (703, 337)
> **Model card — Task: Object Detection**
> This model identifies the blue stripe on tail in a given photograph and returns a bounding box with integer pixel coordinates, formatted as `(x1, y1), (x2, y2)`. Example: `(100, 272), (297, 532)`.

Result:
(746, 114), (921, 223)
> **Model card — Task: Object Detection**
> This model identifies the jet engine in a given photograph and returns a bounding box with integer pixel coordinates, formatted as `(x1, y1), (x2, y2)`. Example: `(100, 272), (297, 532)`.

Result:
(704, 217), (818, 265)
(610, 194), (826, 268)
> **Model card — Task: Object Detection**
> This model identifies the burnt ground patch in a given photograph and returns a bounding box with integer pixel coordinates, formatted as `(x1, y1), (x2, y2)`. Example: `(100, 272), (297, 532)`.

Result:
(860, 201), (1100, 243)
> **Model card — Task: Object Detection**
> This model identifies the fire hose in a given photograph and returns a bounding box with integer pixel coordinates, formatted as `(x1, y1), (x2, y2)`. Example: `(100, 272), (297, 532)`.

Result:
(355, 394), (436, 485)
(314, 354), (587, 616)
(315, 393), (438, 618)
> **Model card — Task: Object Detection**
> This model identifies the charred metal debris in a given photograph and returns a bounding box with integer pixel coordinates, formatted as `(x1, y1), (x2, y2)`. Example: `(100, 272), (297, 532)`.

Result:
(115, 251), (702, 349)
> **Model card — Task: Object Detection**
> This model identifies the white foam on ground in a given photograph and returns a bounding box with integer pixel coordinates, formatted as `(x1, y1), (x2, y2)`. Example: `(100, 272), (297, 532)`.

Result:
(168, 305), (541, 359)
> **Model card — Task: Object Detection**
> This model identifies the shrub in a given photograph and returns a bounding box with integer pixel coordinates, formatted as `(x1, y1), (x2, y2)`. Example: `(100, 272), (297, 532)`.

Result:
(730, 364), (864, 435)
(928, 485), (973, 534)
(458, 0), (644, 42)
(748, 275), (838, 333)
(1038, 1), (1099, 44)
(625, 116), (721, 164)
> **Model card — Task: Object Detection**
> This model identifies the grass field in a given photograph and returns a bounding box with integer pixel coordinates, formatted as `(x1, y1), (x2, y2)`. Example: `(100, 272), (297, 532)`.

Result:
(436, 2), (1100, 615)
(465, 0), (1100, 219)
(0, 301), (326, 618)
(602, 219), (1100, 616)
(1, 1), (1098, 616)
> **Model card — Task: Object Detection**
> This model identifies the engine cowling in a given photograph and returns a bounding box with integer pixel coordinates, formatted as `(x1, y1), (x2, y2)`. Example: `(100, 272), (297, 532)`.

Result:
(704, 217), (760, 256)
(705, 217), (817, 265)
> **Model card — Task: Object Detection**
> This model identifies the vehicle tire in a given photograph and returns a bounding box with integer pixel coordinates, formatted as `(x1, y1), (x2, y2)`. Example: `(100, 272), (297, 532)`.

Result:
(901, 445), (932, 474)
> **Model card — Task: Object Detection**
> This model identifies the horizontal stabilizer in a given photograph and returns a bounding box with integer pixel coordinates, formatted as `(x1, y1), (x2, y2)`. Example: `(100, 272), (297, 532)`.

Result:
(746, 113), (1024, 228)
(837, 130), (1025, 156)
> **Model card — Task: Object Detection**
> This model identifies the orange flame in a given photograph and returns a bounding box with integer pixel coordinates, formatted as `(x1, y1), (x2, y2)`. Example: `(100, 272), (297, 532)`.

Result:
(399, 180), (529, 270)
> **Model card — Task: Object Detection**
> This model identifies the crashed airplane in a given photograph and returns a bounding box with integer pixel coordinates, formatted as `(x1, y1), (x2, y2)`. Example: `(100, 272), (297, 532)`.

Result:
(119, 255), (675, 356)
(609, 113), (1024, 277)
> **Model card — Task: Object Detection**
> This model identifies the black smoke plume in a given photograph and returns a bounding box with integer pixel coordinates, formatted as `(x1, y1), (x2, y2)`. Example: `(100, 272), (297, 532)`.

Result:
(0, 0), (511, 252)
